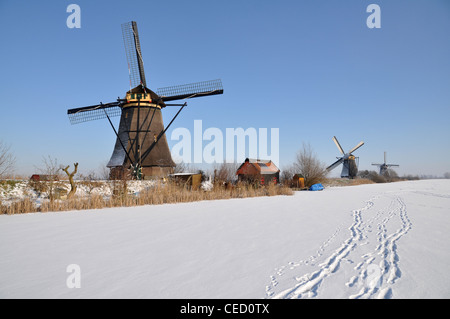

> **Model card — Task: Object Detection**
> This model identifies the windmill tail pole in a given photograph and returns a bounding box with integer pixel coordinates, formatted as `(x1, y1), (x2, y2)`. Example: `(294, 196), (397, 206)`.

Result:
(62, 163), (78, 199)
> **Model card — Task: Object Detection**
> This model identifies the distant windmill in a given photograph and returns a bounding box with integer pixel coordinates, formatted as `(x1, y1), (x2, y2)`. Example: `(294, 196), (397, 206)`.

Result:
(372, 152), (399, 175)
(326, 136), (364, 179)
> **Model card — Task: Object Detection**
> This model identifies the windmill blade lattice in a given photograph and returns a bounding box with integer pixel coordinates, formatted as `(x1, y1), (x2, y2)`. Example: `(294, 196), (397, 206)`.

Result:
(122, 21), (146, 88)
(327, 157), (344, 171)
(67, 103), (122, 125)
(332, 136), (345, 155)
(157, 79), (223, 102)
(348, 141), (365, 154)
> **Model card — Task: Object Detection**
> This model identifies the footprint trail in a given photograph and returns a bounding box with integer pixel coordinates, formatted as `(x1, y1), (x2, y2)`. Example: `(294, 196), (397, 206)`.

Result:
(266, 194), (412, 299)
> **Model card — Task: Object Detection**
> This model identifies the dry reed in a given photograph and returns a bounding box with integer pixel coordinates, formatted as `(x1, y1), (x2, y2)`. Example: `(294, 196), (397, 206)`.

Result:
(1, 181), (293, 215)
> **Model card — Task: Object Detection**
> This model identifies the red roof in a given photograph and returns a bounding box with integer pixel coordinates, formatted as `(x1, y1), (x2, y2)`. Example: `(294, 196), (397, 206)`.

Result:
(236, 158), (280, 175)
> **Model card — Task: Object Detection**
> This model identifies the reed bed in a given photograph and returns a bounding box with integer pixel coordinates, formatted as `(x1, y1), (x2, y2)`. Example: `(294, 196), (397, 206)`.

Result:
(1, 181), (293, 215)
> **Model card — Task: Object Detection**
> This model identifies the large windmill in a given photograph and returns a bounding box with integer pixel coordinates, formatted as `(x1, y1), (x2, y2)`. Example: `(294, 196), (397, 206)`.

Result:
(372, 152), (399, 175)
(326, 136), (364, 178)
(67, 21), (223, 179)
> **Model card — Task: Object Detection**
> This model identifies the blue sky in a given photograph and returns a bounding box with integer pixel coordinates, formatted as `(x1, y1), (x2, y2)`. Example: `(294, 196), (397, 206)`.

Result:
(0, 0), (449, 177)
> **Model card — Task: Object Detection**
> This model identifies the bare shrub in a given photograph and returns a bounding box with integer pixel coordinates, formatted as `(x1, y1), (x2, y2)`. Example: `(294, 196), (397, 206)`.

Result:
(34, 156), (64, 201)
(96, 161), (111, 180)
(213, 162), (239, 184)
(383, 168), (400, 182)
(78, 172), (103, 195)
(359, 170), (386, 183)
(173, 161), (190, 174)
(402, 174), (419, 181)
(280, 165), (296, 186)
(294, 143), (328, 188)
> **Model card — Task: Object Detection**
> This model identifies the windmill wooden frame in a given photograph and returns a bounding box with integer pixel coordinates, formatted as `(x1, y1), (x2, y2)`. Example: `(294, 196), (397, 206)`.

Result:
(67, 21), (223, 179)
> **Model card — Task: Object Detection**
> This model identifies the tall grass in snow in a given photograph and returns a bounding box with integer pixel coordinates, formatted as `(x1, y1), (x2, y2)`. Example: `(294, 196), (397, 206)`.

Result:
(1, 181), (293, 215)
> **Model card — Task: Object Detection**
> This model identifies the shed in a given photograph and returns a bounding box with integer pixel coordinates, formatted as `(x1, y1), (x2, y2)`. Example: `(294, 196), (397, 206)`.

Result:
(236, 158), (280, 185)
(292, 174), (305, 189)
(30, 174), (59, 182)
(169, 173), (202, 190)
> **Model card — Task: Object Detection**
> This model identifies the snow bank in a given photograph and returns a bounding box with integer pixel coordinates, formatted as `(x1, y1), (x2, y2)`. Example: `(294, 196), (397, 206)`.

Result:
(0, 180), (158, 207)
(0, 180), (449, 298)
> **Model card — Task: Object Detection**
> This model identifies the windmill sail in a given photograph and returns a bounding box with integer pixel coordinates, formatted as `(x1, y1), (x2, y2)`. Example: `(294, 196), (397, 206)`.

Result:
(327, 157), (344, 171)
(67, 102), (122, 125)
(157, 79), (223, 102)
(332, 136), (345, 155)
(122, 21), (146, 88)
(348, 141), (364, 154)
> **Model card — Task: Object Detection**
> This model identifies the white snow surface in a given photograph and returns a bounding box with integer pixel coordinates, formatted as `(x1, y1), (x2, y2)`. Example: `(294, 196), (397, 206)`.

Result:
(1, 179), (449, 299)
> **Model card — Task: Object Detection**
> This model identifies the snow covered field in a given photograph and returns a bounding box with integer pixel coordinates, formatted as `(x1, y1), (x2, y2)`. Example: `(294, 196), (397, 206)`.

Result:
(1, 179), (449, 299)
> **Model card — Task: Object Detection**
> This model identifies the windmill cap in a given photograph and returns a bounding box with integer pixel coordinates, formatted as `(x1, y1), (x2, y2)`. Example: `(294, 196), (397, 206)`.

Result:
(126, 85), (165, 108)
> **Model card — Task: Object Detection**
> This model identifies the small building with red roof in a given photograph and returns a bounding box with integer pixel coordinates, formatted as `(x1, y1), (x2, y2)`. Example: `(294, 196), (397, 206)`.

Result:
(236, 158), (280, 185)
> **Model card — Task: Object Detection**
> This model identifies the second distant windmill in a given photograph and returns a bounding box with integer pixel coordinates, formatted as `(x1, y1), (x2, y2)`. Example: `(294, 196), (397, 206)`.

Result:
(372, 152), (399, 175)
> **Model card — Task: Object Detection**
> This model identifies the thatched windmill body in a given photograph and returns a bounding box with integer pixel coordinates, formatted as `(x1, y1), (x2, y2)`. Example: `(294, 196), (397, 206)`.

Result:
(67, 21), (223, 179)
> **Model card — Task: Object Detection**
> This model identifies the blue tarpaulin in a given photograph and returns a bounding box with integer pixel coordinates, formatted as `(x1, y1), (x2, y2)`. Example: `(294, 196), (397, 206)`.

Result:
(309, 183), (324, 191)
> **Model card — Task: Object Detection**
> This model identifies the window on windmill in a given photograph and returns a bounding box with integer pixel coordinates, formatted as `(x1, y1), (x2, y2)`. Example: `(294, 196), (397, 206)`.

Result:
(130, 93), (144, 100)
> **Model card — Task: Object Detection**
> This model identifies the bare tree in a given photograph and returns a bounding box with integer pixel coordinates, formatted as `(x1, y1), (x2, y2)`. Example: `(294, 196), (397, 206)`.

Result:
(294, 143), (328, 188)
(39, 155), (62, 178)
(213, 162), (239, 184)
(0, 141), (15, 178)
(35, 155), (63, 201)
(383, 168), (399, 182)
(96, 161), (110, 180)
(280, 164), (295, 186)
(173, 161), (189, 174)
